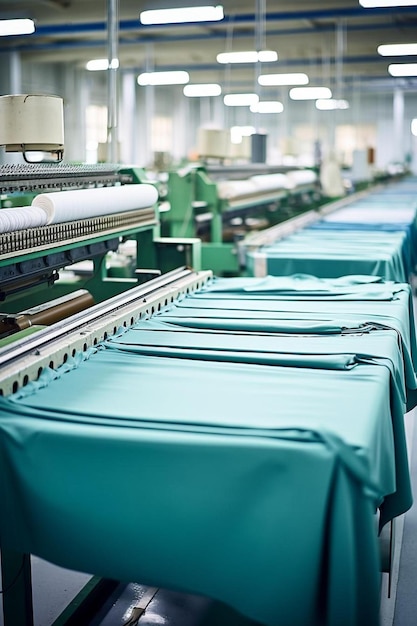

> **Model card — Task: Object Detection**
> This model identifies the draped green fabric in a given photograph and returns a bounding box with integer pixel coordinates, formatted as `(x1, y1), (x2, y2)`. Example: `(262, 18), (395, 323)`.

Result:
(106, 324), (412, 405)
(0, 274), (414, 626)
(0, 354), (402, 626)
(185, 276), (417, 373)
(196, 274), (406, 298)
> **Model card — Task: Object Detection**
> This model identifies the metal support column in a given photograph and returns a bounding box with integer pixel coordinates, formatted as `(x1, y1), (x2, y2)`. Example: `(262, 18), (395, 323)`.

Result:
(1, 550), (34, 626)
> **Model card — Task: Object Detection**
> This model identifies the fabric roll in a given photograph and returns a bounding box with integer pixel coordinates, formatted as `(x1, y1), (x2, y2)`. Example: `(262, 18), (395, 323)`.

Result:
(286, 169), (317, 186)
(250, 173), (291, 191)
(32, 184), (158, 225)
(0, 206), (48, 234)
(217, 179), (259, 200)
(217, 174), (292, 200)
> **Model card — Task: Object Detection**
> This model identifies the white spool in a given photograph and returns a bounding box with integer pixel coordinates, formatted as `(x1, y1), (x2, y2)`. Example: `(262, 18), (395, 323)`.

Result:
(0, 94), (64, 157)
(0, 206), (48, 234)
(32, 184), (158, 225)
(197, 128), (230, 160)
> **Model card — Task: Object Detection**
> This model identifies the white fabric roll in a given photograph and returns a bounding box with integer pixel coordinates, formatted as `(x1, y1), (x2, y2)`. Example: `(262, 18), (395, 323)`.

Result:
(0, 206), (48, 234)
(217, 180), (259, 200)
(32, 184), (158, 225)
(251, 173), (291, 192)
(286, 169), (317, 186)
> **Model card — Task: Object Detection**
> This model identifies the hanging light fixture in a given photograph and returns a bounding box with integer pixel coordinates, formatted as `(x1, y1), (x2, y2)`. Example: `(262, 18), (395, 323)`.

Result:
(289, 87), (332, 100)
(86, 59), (119, 71)
(316, 98), (349, 110)
(0, 18), (35, 36)
(224, 93), (259, 106)
(138, 70), (190, 85)
(359, 1), (417, 6)
(184, 83), (222, 96)
(388, 63), (417, 76)
(258, 72), (309, 86)
(140, 5), (224, 24)
(250, 101), (284, 113)
(378, 43), (417, 55)
(217, 50), (277, 63)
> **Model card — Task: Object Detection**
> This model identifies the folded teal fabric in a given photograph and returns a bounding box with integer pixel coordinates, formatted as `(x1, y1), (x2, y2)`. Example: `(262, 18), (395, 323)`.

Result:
(0, 270), (415, 626)
(247, 230), (409, 281)
(106, 323), (411, 406)
(182, 278), (417, 374)
(245, 179), (417, 281)
(0, 349), (407, 626)
(196, 274), (406, 299)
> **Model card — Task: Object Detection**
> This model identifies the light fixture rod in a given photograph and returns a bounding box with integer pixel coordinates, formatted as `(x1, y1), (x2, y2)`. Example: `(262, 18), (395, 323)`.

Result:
(107, 0), (119, 163)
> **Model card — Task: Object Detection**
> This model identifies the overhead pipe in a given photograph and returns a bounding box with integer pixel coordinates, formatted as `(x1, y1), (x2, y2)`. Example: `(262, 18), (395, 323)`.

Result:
(8, 21), (417, 54)
(27, 5), (417, 38)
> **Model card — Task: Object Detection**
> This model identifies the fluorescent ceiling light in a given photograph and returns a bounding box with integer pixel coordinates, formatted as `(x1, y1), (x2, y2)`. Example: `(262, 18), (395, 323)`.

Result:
(183, 83), (221, 97)
(316, 98), (349, 110)
(250, 101), (284, 113)
(359, 0), (417, 6)
(0, 18), (35, 36)
(140, 5), (224, 24)
(137, 70), (190, 85)
(258, 50), (278, 62)
(378, 43), (417, 56)
(217, 50), (277, 64)
(223, 93), (259, 106)
(86, 58), (119, 71)
(289, 87), (332, 100)
(411, 119), (417, 136)
(258, 72), (309, 86)
(388, 63), (417, 76)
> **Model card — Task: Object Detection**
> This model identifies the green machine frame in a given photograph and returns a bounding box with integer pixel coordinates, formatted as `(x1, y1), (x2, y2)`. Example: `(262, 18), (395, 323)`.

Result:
(163, 164), (321, 276)
(0, 164), (201, 316)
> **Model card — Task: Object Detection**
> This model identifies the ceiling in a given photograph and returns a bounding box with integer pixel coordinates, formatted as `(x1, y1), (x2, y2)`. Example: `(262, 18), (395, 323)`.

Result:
(1, 1), (417, 93)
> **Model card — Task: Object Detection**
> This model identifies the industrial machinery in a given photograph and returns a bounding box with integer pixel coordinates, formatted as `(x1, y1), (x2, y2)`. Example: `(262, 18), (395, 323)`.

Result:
(0, 162), (201, 345)
(0, 158), (207, 626)
(0, 264), (212, 626)
(162, 162), (320, 275)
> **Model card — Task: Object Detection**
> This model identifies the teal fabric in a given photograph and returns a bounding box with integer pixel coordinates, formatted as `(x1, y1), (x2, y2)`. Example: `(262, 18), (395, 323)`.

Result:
(106, 324), (412, 405)
(0, 273), (415, 626)
(197, 274), (406, 298)
(188, 276), (417, 376)
(247, 230), (409, 281)
(246, 179), (417, 280)
(0, 352), (402, 626)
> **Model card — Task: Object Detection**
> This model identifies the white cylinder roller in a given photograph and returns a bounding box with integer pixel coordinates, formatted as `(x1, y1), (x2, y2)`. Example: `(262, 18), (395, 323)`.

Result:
(32, 184), (159, 225)
(0, 206), (48, 234)
(0, 94), (64, 156)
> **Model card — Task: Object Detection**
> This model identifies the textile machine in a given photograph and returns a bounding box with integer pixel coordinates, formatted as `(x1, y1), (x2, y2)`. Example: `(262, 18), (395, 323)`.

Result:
(162, 162), (320, 275)
(0, 159), (211, 626)
(0, 162), (202, 347)
(0, 263), (213, 626)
